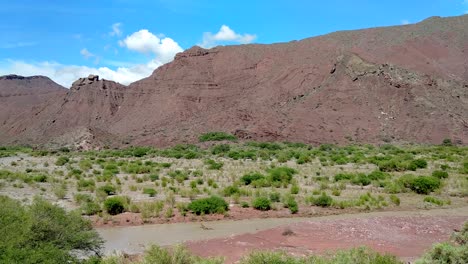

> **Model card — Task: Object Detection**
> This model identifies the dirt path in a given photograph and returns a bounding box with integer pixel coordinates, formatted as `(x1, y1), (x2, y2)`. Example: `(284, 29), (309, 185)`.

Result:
(186, 206), (468, 263)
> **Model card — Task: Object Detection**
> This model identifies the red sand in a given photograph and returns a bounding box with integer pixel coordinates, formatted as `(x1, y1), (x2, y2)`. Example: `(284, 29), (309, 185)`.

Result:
(187, 215), (467, 263)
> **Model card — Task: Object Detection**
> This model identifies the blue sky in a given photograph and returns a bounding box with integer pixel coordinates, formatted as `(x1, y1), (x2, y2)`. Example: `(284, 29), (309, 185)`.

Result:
(0, 0), (467, 87)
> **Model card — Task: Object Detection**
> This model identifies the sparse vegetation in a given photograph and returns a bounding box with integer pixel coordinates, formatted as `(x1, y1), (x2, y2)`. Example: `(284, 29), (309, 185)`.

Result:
(199, 132), (237, 142)
(0, 142), (465, 225)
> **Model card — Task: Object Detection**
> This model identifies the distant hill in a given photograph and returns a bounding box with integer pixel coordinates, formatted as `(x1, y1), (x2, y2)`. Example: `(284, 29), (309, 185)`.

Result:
(1, 15), (467, 148)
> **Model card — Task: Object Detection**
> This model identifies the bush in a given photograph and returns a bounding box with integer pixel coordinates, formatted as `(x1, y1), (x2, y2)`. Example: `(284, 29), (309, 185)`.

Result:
(252, 197), (271, 211)
(211, 144), (231, 155)
(104, 197), (126, 215)
(432, 170), (449, 179)
(81, 201), (101, 215)
(199, 132), (237, 142)
(0, 196), (103, 263)
(334, 173), (354, 182)
(312, 192), (333, 207)
(409, 176), (441, 194)
(223, 185), (240, 197)
(269, 192), (281, 202)
(240, 247), (401, 264)
(55, 156), (69, 166)
(149, 174), (159, 181)
(417, 222), (467, 264)
(423, 196), (446, 206)
(389, 194), (400, 206)
(290, 184), (300, 194)
(143, 188), (157, 197)
(140, 245), (223, 264)
(241, 172), (265, 185)
(367, 170), (389, 181)
(411, 159), (428, 169)
(268, 166), (297, 184)
(285, 197), (298, 214)
(442, 138), (453, 146)
(204, 159), (224, 170)
(188, 196), (228, 215)
(98, 184), (116, 195)
(32, 174), (48, 182)
(351, 173), (371, 186)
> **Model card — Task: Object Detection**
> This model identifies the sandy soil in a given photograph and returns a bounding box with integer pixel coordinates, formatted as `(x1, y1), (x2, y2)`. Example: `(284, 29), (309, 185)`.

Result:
(186, 207), (468, 263)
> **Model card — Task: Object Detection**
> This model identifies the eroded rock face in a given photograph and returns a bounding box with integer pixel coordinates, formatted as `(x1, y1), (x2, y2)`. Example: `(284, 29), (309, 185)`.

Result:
(1, 15), (467, 147)
(71, 75), (101, 90)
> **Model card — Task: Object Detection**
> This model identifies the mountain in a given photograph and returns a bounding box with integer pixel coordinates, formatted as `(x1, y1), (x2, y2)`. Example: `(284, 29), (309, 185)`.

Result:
(1, 15), (467, 148)
(0, 75), (66, 130)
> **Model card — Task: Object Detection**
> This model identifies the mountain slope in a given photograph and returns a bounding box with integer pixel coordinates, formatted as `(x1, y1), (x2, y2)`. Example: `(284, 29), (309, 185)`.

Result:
(1, 15), (467, 148)
(0, 75), (66, 128)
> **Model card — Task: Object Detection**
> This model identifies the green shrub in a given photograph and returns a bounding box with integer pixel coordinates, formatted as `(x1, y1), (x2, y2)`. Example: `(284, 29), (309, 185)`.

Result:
(367, 170), (389, 181)
(377, 159), (407, 172)
(389, 194), (400, 206)
(104, 197), (126, 215)
(269, 191), (281, 202)
(55, 156), (70, 166)
(312, 192), (333, 207)
(78, 179), (96, 191)
(411, 159), (428, 169)
(423, 196), (445, 206)
(0, 196), (103, 263)
(241, 172), (265, 185)
(416, 222), (467, 264)
(334, 173), (354, 182)
(204, 159), (224, 170)
(290, 184), (300, 194)
(81, 201), (101, 215)
(223, 185), (240, 197)
(32, 174), (48, 182)
(143, 188), (157, 197)
(188, 196), (229, 215)
(240, 247), (401, 264)
(285, 197), (298, 214)
(268, 166), (297, 184)
(252, 197), (271, 211)
(98, 184), (116, 195)
(149, 174), (159, 181)
(409, 176), (441, 194)
(211, 144), (231, 155)
(441, 138), (453, 146)
(199, 132), (237, 142)
(351, 173), (371, 186)
(241, 201), (250, 208)
(141, 245), (223, 264)
(432, 170), (449, 179)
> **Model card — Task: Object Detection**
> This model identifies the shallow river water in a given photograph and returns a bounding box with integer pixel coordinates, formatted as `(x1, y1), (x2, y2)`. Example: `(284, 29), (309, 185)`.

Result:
(97, 217), (307, 254)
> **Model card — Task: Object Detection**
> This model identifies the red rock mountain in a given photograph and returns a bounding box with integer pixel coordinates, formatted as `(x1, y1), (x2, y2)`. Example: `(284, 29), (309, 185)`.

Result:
(0, 75), (66, 129)
(1, 15), (467, 148)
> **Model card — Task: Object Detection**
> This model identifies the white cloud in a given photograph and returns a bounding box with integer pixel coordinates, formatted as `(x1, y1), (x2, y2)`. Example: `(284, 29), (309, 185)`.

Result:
(119, 29), (183, 63)
(80, 48), (95, 59)
(0, 29), (184, 88)
(401, 19), (410, 25)
(0, 59), (161, 88)
(200, 25), (256, 48)
(109, 23), (122, 37)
